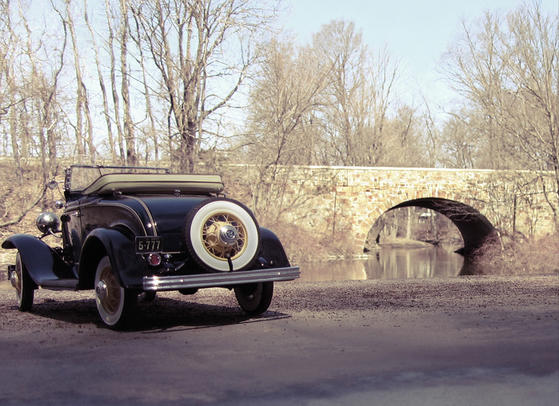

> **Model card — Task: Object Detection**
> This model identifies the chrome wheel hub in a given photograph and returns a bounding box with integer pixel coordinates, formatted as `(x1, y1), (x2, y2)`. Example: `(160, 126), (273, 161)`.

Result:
(96, 280), (108, 301)
(9, 269), (19, 290)
(219, 224), (239, 246)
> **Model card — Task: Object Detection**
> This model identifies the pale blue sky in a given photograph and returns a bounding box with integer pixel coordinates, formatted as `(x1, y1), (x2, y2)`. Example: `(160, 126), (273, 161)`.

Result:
(279, 0), (558, 112)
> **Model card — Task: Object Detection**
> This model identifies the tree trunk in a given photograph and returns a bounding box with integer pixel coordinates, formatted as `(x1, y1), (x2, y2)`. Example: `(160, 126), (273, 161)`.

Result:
(85, 1), (116, 163)
(406, 207), (413, 240)
(8, 92), (22, 182)
(131, 9), (157, 162)
(120, 0), (136, 166)
(66, 0), (86, 159)
(105, 0), (125, 164)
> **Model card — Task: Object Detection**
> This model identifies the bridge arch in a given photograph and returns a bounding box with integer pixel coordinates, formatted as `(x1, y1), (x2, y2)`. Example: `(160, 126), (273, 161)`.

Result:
(361, 197), (496, 255)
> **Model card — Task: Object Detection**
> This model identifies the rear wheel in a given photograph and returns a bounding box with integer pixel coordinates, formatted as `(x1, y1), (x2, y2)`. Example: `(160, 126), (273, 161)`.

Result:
(139, 291), (156, 302)
(178, 288), (198, 295)
(13, 252), (34, 311)
(234, 282), (274, 316)
(94, 256), (136, 328)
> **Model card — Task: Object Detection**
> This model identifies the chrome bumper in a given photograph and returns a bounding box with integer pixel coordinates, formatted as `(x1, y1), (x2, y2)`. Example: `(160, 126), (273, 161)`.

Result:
(143, 266), (300, 291)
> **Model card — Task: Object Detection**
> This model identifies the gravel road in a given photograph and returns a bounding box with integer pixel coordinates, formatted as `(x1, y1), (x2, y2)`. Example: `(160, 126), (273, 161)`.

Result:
(1, 275), (558, 405)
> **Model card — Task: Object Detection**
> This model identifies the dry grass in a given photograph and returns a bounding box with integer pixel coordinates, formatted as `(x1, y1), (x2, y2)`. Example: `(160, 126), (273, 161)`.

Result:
(472, 233), (559, 276)
(265, 221), (355, 263)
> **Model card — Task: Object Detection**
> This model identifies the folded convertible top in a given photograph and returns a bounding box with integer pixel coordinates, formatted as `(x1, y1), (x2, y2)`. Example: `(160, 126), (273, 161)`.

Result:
(82, 173), (224, 195)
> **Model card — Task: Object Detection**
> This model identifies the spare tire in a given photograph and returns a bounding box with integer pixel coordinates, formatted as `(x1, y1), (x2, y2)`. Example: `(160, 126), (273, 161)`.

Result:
(185, 198), (260, 272)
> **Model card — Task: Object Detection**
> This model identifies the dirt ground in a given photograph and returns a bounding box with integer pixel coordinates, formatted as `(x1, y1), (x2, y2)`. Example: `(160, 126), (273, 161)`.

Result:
(0, 275), (558, 405)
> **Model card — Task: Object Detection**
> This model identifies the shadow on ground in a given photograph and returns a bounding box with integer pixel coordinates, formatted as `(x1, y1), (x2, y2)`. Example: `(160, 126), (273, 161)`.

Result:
(22, 296), (289, 332)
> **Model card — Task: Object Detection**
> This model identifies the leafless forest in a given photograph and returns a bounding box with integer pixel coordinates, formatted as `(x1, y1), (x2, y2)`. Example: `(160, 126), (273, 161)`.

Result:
(0, 0), (557, 265)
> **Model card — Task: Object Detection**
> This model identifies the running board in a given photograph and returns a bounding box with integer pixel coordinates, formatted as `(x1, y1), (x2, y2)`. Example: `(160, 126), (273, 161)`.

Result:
(143, 266), (300, 291)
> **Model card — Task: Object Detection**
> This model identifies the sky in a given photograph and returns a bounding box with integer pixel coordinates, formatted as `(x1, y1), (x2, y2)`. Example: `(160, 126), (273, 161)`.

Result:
(278, 0), (559, 114)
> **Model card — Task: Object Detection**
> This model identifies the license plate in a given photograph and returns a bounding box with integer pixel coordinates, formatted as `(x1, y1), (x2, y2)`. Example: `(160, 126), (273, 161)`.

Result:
(135, 236), (162, 253)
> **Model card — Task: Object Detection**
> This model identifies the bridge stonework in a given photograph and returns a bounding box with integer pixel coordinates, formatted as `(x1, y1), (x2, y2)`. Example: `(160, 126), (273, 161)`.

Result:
(244, 166), (557, 254)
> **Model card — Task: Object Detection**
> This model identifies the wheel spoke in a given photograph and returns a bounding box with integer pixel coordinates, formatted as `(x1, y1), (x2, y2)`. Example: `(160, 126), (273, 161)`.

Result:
(201, 213), (248, 260)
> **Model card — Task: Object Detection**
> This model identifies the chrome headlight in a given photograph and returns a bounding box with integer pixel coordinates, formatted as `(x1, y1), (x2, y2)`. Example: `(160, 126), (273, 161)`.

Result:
(36, 212), (61, 234)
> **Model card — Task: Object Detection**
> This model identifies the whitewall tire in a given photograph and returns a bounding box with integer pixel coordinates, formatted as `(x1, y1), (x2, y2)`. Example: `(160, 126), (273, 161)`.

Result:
(94, 256), (136, 328)
(14, 252), (34, 311)
(185, 198), (260, 272)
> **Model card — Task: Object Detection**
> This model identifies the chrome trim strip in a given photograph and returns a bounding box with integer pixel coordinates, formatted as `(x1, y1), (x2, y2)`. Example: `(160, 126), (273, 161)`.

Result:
(125, 195), (158, 237)
(143, 266), (300, 291)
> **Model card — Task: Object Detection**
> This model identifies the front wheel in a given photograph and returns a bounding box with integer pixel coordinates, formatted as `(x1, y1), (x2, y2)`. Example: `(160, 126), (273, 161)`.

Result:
(13, 252), (34, 311)
(234, 282), (274, 316)
(94, 256), (136, 328)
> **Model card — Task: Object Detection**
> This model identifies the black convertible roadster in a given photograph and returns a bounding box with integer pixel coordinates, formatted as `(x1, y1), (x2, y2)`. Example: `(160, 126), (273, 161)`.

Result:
(3, 165), (299, 328)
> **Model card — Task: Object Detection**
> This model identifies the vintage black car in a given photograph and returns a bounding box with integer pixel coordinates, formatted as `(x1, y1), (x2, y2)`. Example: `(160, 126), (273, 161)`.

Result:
(3, 165), (299, 328)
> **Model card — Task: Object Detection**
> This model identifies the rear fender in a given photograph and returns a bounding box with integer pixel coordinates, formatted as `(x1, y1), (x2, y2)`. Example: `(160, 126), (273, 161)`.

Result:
(2, 234), (54, 287)
(79, 228), (145, 290)
(257, 228), (291, 268)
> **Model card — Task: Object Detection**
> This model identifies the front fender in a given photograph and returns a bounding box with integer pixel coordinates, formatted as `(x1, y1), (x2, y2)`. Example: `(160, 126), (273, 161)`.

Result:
(79, 228), (145, 290)
(2, 234), (56, 286)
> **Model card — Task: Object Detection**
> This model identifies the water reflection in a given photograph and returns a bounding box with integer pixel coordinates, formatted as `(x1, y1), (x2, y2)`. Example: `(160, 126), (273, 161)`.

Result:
(298, 246), (464, 282)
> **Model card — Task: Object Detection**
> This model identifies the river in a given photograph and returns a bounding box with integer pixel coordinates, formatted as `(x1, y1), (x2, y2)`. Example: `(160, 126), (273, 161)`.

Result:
(297, 246), (464, 282)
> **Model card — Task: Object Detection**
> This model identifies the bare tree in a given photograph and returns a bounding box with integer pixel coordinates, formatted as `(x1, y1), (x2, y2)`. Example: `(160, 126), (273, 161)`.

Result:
(420, 96), (441, 168)
(64, 0), (96, 162)
(84, 0), (117, 163)
(240, 39), (331, 221)
(444, 13), (511, 169)
(18, 1), (67, 187)
(505, 4), (559, 222)
(244, 40), (330, 164)
(104, 0), (126, 163)
(0, 1), (23, 178)
(131, 0), (272, 172)
(438, 109), (482, 168)
(444, 2), (558, 226)
(118, 0), (136, 165)
(312, 21), (398, 167)
(130, 6), (158, 162)
(0, 0), (67, 225)
(382, 105), (430, 167)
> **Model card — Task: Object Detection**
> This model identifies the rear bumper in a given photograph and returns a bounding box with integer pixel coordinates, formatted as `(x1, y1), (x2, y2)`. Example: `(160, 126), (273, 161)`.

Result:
(143, 266), (300, 291)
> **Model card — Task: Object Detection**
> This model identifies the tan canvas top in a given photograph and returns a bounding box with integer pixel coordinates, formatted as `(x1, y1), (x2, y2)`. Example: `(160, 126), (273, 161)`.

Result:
(82, 173), (224, 195)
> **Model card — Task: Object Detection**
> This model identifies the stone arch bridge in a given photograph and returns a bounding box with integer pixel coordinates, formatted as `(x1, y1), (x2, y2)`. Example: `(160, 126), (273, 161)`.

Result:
(236, 166), (556, 256)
